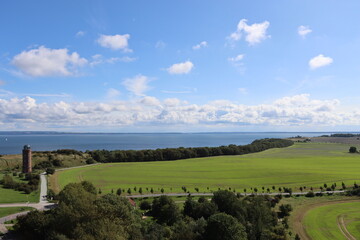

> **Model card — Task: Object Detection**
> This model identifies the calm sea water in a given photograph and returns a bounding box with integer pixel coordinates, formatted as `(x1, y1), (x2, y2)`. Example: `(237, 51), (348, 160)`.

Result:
(0, 132), (336, 155)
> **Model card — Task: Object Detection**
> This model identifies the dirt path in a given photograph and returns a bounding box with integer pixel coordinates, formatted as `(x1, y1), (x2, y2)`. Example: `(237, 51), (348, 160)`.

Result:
(292, 199), (360, 240)
(337, 215), (356, 240)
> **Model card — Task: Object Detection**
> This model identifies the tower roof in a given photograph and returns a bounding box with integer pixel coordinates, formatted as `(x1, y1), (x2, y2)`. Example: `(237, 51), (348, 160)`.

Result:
(23, 145), (31, 150)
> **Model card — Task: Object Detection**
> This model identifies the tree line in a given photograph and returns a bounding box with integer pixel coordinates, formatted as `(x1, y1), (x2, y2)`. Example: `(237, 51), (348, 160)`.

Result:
(87, 138), (293, 163)
(14, 181), (294, 240)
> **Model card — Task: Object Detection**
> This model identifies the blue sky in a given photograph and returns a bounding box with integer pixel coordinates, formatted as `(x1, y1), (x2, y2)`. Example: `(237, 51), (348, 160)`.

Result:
(0, 0), (360, 132)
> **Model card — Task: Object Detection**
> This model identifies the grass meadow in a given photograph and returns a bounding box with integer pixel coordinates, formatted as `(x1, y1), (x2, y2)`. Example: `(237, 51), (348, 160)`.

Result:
(0, 174), (39, 203)
(0, 207), (34, 218)
(304, 201), (360, 239)
(52, 143), (360, 194)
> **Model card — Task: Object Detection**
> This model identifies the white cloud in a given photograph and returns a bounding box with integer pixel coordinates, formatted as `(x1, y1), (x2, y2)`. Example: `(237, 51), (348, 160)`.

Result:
(229, 19), (270, 45)
(122, 74), (151, 96)
(90, 54), (136, 66)
(298, 25), (312, 38)
(167, 61), (194, 74)
(106, 88), (121, 99)
(140, 96), (161, 106)
(192, 41), (208, 50)
(228, 54), (244, 62)
(97, 34), (132, 52)
(0, 94), (357, 130)
(238, 88), (248, 94)
(12, 46), (87, 77)
(76, 31), (85, 37)
(309, 54), (333, 69)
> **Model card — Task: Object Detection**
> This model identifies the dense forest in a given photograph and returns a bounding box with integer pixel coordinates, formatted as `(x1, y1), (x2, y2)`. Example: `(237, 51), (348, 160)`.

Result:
(87, 138), (293, 163)
(15, 181), (293, 240)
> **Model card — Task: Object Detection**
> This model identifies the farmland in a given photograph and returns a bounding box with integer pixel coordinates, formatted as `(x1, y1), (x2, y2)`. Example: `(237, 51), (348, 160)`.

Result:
(51, 142), (360, 194)
(304, 201), (360, 239)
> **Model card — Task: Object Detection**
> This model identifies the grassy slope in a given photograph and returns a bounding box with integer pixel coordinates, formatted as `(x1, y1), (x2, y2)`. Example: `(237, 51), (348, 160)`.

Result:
(303, 201), (360, 240)
(0, 207), (34, 218)
(0, 174), (39, 203)
(53, 143), (360, 194)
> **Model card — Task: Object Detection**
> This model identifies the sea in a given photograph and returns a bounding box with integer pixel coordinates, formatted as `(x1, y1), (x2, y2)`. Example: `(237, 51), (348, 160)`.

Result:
(0, 132), (340, 155)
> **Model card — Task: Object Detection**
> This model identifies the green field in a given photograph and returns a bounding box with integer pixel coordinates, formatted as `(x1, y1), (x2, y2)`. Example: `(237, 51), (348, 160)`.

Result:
(53, 143), (360, 194)
(0, 174), (39, 203)
(304, 201), (360, 239)
(0, 207), (34, 218)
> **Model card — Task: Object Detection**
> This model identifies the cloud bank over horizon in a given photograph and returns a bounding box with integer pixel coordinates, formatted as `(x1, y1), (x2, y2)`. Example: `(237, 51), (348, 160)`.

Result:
(0, 93), (356, 131)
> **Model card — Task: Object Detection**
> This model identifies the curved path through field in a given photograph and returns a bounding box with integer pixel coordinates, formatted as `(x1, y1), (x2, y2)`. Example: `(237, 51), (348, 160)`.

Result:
(293, 199), (360, 240)
(337, 215), (356, 240)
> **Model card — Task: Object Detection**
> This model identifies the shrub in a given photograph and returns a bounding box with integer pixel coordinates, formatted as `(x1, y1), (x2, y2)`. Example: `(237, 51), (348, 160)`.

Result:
(305, 191), (315, 197)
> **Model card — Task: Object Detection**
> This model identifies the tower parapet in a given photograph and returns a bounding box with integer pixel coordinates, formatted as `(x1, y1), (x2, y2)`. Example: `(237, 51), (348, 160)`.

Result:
(22, 145), (32, 173)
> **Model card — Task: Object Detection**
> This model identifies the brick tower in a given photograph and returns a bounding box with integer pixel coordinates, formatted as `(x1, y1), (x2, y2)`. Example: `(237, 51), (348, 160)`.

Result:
(22, 145), (32, 173)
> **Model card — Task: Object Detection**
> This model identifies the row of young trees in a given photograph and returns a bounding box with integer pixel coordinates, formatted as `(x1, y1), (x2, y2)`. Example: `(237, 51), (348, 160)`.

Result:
(87, 138), (294, 163)
(15, 181), (294, 240)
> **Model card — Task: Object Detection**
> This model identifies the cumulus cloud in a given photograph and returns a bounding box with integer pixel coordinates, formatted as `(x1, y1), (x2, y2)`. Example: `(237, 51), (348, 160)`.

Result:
(97, 34), (132, 52)
(0, 94), (356, 130)
(229, 19), (270, 45)
(12, 46), (87, 77)
(298, 25), (312, 38)
(140, 96), (161, 106)
(167, 61), (194, 74)
(122, 74), (151, 96)
(192, 41), (208, 50)
(309, 54), (333, 69)
(228, 54), (244, 62)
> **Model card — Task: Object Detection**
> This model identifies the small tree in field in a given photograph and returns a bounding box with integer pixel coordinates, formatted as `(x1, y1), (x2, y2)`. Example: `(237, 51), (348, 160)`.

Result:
(127, 188), (132, 195)
(150, 188), (154, 194)
(139, 187), (143, 195)
(161, 188), (164, 194)
(116, 188), (122, 196)
(349, 146), (357, 153)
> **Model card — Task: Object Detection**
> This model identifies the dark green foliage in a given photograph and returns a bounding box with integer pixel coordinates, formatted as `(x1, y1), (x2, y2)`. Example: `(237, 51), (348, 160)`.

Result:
(183, 196), (218, 220)
(0, 174), (39, 194)
(34, 160), (53, 169)
(305, 191), (315, 197)
(205, 213), (247, 240)
(349, 146), (357, 153)
(116, 188), (122, 196)
(15, 181), (142, 240)
(278, 204), (293, 218)
(15, 186), (289, 239)
(46, 167), (55, 175)
(140, 200), (151, 211)
(151, 195), (180, 225)
(87, 138), (293, 163)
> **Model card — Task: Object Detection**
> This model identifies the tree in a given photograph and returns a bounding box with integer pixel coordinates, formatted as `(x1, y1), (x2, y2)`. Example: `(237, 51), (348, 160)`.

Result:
(140, 200), (151, 210)
(127, 188), (132, 195)
(151, 195), (180, 225)
(349, 146), (357, 153)
(139, 187), (143, 195)
(46, 168), (55, 175)
(116, 188), (122, 196)
(205, 213), (247, 240)
(279, 204), (293, 218)
(150, 187), (154, 194)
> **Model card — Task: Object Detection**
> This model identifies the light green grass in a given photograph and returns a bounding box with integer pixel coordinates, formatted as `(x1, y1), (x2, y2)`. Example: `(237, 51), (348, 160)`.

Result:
(54, 143), (360, 194)
(304, 201), (360, 240)
(0, 207), (34, 218)
(0, 174), (39, 203)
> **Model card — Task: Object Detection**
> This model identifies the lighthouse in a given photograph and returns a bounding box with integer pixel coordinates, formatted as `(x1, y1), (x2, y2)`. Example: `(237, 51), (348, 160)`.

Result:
(22, 145), (32, 173)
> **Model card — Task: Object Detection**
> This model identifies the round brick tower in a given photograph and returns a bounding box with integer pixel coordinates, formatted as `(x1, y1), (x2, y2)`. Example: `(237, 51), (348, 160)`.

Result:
(22, 145), (32, 173)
